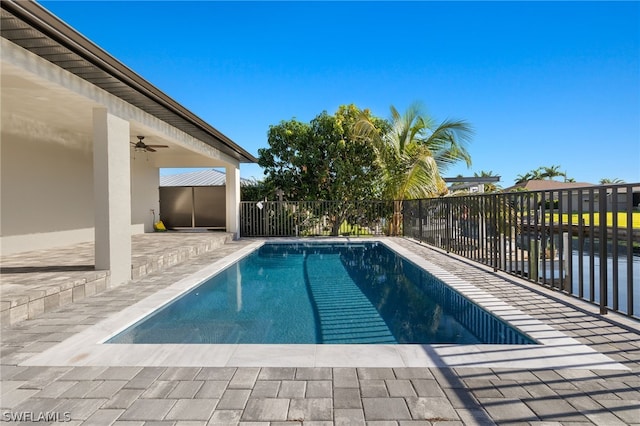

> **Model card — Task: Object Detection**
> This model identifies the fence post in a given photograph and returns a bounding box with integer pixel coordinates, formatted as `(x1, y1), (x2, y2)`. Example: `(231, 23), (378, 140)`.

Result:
(529, 238), (539, 281)
(418, 200), (423, 242)
(263, 201), (269, 237)
(562, 232), (570, 292)
(598, 187), (608, 315)
(492, 194), (499, 271)
(445, 202), (451, 253)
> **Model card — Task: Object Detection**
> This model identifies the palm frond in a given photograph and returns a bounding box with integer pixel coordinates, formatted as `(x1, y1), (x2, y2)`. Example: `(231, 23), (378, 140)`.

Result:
(421, 118), (473, 170)
(355, 103), (473, 201)
(403, 155), (440, 199)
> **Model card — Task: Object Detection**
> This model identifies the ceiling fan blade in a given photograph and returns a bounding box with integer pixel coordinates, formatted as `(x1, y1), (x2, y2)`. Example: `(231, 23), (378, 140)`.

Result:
(146, 145), (169, 148)
(145, 147), (157, 152)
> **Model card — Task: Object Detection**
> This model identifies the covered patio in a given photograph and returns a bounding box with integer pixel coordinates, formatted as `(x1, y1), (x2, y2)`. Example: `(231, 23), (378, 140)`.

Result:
(0, 232), (234, 325)
(1, 1), (256, 292)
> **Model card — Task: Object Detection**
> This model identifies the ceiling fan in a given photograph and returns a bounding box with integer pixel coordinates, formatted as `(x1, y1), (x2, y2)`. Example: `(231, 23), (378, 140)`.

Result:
(131, 136), (168, 152)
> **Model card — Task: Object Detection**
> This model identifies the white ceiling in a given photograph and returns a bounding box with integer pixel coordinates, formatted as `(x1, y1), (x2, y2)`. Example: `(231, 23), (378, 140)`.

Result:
(0, 59), (229, 167)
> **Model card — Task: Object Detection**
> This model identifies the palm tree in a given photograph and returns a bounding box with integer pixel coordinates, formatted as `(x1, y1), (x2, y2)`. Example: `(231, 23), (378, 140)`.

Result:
(516, 168), (545, 182)
(541, 165), (565, 181)
(516, 166), (569, 184)
(515, 172), (533, 184)
(356, 102), (473, 234)
(600, 178), (625, 184)
(473, 170), (502, 192)
(530, 168), (546, 180)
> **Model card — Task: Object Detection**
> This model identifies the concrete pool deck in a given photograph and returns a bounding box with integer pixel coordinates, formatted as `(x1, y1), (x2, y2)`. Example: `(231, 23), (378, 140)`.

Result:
(1, 236), (639, 424)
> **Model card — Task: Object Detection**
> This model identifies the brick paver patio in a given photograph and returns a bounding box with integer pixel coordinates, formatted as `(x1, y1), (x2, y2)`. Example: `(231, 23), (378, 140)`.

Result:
(1, 236), (639, 425)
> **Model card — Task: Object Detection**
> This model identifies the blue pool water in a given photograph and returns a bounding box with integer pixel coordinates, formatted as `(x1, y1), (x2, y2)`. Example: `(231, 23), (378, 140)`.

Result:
(108, 242), (537, 345)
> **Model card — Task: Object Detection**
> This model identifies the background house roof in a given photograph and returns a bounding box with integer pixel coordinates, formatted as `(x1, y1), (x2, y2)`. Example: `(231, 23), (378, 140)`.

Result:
(503, 180), (595, 192)
(0, 0), (257, 163)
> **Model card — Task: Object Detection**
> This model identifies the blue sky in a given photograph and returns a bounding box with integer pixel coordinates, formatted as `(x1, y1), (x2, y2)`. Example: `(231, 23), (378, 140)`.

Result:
(41, 1), (639, 187)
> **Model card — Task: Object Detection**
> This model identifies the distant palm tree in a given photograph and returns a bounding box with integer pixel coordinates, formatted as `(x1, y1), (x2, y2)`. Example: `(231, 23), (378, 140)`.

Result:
(516, 168), (545, 182)
(516, 166), (569, 184)
(530, 168), (546, 180)
(473, 170), (502, 192)
(515, 172), (533, 184)
(540, 165), (566, 180)
(356, 102), (473, 234)
(600, 178), (625, 184)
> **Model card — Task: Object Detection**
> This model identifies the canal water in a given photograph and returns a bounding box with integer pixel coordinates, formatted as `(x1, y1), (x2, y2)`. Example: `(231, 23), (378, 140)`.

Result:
(569, 245), (639, 317)
(517, 235), (638, 317)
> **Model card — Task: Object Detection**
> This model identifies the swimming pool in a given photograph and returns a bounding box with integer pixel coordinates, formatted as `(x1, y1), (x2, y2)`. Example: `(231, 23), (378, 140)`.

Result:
(108, 242), (537, 345)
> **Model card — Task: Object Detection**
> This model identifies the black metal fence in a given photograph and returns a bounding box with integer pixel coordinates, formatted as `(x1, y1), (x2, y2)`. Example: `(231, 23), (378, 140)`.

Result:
(240, 200), (394, 237)
(403, 183), (639, 318)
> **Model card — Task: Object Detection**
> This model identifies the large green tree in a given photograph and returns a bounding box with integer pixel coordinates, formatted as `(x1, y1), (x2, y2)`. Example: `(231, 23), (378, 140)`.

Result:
(258, 104), (385, 201)
(257, 105), (389, 235)
(356, 102), (473, 234)
(240, 177), (273, 201)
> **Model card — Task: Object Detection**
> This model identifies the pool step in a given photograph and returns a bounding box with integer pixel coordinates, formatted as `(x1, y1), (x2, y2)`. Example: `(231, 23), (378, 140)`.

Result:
(304, 254), (397, 344)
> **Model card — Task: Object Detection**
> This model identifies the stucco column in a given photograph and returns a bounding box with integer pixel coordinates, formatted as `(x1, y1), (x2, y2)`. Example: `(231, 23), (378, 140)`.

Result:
(93, 108), (131, 285)
(225, 163), (241, 239)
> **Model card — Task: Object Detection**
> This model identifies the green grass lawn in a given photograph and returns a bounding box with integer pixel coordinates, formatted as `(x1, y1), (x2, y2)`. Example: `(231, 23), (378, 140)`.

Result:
(300, 221), (376, 236)
(549, 212), (640, 229)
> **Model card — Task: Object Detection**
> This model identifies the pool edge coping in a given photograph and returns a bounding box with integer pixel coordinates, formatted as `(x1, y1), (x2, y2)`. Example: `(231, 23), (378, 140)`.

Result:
(20, 237), (629, 370)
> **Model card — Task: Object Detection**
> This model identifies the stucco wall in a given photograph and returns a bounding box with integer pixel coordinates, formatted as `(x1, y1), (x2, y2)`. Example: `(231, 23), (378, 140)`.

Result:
(131, 155), (160, 233)
(0, 131), (95, 254)
(0, 131), (161, 254)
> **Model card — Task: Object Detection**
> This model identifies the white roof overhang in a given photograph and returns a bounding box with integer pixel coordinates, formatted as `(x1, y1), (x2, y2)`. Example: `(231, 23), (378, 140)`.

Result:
(1, 0), (257, 166)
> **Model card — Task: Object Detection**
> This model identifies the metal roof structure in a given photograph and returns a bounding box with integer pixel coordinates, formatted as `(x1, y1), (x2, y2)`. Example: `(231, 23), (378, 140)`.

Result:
(444, 176), (502, 192)
(160, 169), (251, 187)
(444, 176), (501, 183)
(0, 0), (257, 163)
